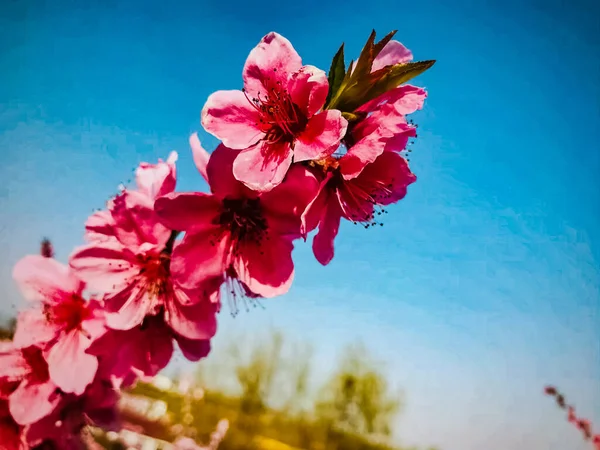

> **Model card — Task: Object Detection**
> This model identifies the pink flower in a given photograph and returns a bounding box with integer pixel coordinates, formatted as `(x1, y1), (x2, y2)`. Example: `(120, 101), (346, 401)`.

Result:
(84, 151), (178, 247)
(155, 141), (319, 302)
(0, 342), (60, 426)
(11, 256), (105, 396)
(135, 151), (178, 201)
(88, 314), (210, 387)
(345, 39), (427, 166)
(303, 147), (416, 266)
(202, 32), (347, 192)
(344, 87), (426, 178)
(69, 153), (219, 346)
(0, 399), (24, 450)
(24, 375), (119, 450)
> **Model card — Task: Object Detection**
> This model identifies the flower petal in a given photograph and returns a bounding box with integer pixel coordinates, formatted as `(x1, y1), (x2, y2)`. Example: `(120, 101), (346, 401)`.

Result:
(294, 110), (347, 162)
(300, 172), (334, 237)
(339, 126), (391, 180)
(45, 330), (98, 395)
(169, 229), (228, 290)
(260, 164), (319, 237)
(312, 198), (343, 266)
(372, 40), (413, 71)
(355, 151), (417, 206)
(154, 192), (220, 233)
(242, 32), (302, 98)
(84, 210), (117, 243)
(0, 344), (28, 382)
(207, 144), (255, 198)
(12, 307), (59, 349)
(0, 408), (21, 450)
(288, 65), (329, 117)
(174, 335), (211, 362)
(385, 85), (427, 116)
(110, 190), (171, 248)
(201, 90), (263, 149)
(232, 141), (293, 192)
(234, 235), (294, 298)
(135, 152), (178, 200)
(12, 256), (83, 304)
(9, 380), (59, 426)
(90, 322), (173, 381)
(165, 290), (217, 340)
(383, 123), (416, 153)
(69, 241), (137, 294)
(104, 283), (153, 331)
(80, 300), (107, 340)
(189, 133), (210, 182)
(131, 322), (174, 377)
(357, 84), (426, 115)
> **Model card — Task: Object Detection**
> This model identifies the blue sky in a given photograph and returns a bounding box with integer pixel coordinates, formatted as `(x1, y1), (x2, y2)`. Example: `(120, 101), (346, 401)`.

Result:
(1, 0), (599, 449)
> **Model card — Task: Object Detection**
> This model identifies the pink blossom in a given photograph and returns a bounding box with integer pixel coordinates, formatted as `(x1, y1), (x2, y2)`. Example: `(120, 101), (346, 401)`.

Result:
(83, 151), (177, 247)
(0, 399), (24, 450)
(346, 39), (427, 165)
(351, 85), (426, 162)
(155, 141), (318, 302)
(135, 151), (178, 201)
(24, 375), (119, 450)
(70, 153), (219, 349)
(11, 256), (105, 396)
(355, 39), (427, 132)
(202, 32), (347, 192)
(88, 314), (210, 387)
(303, 148), (416, 266)
(0, 342), (60, 426)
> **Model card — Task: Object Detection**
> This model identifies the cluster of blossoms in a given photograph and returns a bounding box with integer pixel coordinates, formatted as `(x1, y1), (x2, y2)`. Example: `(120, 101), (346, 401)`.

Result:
(0, 30), (433, 449)
(544, 386), (600, 449)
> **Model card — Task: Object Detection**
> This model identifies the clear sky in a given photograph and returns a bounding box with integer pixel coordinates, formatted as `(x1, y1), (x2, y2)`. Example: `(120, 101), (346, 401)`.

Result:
(1, 0), (599, 449)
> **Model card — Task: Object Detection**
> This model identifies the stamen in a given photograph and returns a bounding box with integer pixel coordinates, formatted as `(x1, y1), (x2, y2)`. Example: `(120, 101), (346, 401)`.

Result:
(216, 197), (269, 254)
(223, 266), (264, 317)
(137, 252), (172, 299)
(44, 294), (92, 332)
(243, 76), (307, 147)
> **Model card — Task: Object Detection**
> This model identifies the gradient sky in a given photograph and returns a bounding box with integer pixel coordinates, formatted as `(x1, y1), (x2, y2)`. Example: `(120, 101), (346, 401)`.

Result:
(1, 0), (599, 449)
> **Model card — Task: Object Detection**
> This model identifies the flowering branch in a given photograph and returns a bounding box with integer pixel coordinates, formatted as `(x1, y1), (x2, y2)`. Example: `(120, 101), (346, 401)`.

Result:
(0, 29), (434, 449)
(544, 386), (600, 449)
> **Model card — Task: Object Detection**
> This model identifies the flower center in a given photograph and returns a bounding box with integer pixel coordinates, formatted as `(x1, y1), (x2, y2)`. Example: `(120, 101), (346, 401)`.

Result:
(336, 173), (392, 228)
(216, 197), (268, 248)
(137, 252), (171, 299)
(243, 76), (308, 146)
(44, 294), (91, 332)
(308, 156), (340, 174)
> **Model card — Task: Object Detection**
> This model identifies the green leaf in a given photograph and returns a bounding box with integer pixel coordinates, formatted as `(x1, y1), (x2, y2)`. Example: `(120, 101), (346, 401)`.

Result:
(350, 29), (397, 81)
(325, 30), (435, 113)
(341, 111), (366, 123)
(337, 60), (436, 112)
(373, 60), (436, 94)
(325, 44), (346, 107)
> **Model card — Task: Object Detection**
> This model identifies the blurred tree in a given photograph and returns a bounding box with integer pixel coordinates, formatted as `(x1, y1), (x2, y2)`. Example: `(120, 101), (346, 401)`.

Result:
(315, 343), (401, 439)
(234, 331), (284, 416)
